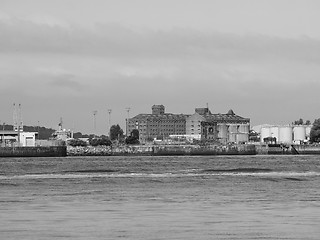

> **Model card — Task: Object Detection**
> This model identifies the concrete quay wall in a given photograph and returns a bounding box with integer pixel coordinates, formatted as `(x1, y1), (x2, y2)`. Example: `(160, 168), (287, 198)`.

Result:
(152, 144), (256, 155)
(67, 144), (256, 156)
(255, 144), (320, 155)
(67, 145), (153, 156)
(0, 146), (67, 157)
(293, 144), (320, 154)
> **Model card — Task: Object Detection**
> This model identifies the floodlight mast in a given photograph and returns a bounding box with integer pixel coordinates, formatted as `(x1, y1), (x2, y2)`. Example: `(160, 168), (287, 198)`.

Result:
(107, 109), (112, 137)
(125, 107), (131, 136)
(93, 110), (98, 136)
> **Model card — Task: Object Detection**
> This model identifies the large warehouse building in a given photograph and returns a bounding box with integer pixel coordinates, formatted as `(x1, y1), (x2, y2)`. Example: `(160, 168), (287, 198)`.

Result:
(127, 105), (250, 144)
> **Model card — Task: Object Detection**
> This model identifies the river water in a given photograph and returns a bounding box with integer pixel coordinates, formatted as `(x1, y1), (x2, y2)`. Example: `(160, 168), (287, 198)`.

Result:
(0, 155), (319, 239)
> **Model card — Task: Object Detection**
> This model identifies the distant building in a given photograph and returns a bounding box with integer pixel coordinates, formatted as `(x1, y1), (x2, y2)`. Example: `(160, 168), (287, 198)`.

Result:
(52, 121), (72, 141)
(128, 105), (250, 144)
(127, 105), (188, 142)
(186, 108), (250, 144)
(255, 124), (312, 144)
(0, 130), (37, 147)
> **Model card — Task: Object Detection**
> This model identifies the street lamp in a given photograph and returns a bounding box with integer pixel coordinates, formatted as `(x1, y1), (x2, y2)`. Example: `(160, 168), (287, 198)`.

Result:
(107, 109), (112, 137)
(37, 121), (40, 140)
(126, 107), (131, 136)
(2, 122), (5, 147)
(93, 110), (98, 137)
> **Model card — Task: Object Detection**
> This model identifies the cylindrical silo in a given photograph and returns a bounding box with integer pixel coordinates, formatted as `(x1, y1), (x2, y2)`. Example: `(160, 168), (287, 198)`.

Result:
(270, 126), (279, 142)
(306, 126), (312, 138)
(237, 133), (248, 143)
(238, 124), (249, 134)
(293, 126), (306, 141)
(279, 126), (293, 144)
(260, 127), (271, 143)
(218, 124), (228, 144)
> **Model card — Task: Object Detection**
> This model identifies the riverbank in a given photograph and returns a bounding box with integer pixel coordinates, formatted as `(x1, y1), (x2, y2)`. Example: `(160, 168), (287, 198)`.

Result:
(2, 144), (320, 157)
(66, 143), (320, 156)
(66, 144), (256, 156)
(255, 144), (320, 155)
(0, 146), (67, 157)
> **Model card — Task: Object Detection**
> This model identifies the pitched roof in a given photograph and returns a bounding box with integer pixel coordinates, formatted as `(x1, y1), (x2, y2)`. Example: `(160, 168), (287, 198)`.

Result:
(205, 113), (249, 123)
(130, 113), (189, 121)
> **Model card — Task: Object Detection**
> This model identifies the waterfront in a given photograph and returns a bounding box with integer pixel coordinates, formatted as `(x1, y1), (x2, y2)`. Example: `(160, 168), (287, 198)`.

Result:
(1, 155), (320, 239)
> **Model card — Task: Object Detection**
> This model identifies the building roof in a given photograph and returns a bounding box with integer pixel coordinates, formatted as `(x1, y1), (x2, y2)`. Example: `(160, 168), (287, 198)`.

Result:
(204, 112), (250, 123)
(129, 107), (249, 123)
(0, 130), (38, 135)
(0, 130), (19, 135)
(130, 113), (189, 121)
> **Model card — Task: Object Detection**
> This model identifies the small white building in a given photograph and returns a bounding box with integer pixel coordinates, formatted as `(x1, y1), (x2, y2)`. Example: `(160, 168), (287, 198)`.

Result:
(0, 130), (37, 147)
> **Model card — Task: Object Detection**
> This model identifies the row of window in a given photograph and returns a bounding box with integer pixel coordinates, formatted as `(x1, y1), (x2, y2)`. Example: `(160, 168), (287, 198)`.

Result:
(128, 124), (185, 128)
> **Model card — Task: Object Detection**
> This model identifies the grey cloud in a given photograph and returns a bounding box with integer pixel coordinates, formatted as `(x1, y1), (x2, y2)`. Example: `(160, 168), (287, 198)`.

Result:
(49, 76), (83, 91)
(1, 18), (320, 65)
(1, 18), (320, 132)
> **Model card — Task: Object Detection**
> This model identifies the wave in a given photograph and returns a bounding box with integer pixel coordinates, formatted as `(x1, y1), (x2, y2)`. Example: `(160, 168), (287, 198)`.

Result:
(201, 168), (273, 174)
(63, 169), (118, 173)
(0, 170), (319, 180)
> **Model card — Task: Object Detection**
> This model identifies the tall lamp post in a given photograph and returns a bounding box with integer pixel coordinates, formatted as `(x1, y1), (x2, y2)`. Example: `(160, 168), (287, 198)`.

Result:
(125, 107), (130, 136)
(107, 109), (112, 138)
(2, 122), (5, 147)
(93, 110), (98, 137)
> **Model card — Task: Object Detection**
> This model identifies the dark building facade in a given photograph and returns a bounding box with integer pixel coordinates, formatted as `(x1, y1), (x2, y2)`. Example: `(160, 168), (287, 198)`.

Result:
(186, 108), (250, 144)
(128, 105), (250, 144)
(127, 105), (188, 142)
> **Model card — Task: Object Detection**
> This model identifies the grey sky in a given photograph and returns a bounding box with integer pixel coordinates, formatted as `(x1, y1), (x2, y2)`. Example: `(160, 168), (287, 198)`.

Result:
(1, 0), (320, 134)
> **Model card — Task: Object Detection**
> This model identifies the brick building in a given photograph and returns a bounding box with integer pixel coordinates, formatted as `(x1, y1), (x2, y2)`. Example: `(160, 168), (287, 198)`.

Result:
(186, 108), (250, 144)
(127, 105), (188, 142)
(127, 105), (250, 144)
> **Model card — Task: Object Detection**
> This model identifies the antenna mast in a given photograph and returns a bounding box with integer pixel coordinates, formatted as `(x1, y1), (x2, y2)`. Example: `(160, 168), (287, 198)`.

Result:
(13, 103), (18, 131)
(18, 104), (23, 131)
(59, 117), (63, 131)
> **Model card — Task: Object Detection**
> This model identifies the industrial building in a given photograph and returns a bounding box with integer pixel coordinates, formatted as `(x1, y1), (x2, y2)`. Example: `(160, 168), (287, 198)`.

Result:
(127, 105), (250, 144)
(186, 108), (250, 144)
(0, 130), (37, 147)
(127, 105), (187, 142)
(254, 124), (312, 144)
(1, 103), (38, 147)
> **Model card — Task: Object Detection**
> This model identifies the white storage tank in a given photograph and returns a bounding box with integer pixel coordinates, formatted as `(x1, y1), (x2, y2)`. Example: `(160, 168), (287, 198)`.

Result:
(293, 126), (306, 141)
(241, 124), (250, 134)
(270, 126), (279, 142)
(306, 125), (312, 138)
(237, 133), (249, 143)
(260, 127), (271, 142)
(279, 126), (293, 144)
(217, 124), (228, 143)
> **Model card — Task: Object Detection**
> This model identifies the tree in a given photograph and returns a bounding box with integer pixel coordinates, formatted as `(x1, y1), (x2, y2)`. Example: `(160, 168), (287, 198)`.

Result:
(68, 139), (87, 147)
(310, 119), (320, 143)
(131, 129), (139, 140)
(109, 124), (124, 141)
(89, 137), (112, 146)
(305, 120), (311, 125)
(293, 118), (304, 125)
(125, 129), (140, 145)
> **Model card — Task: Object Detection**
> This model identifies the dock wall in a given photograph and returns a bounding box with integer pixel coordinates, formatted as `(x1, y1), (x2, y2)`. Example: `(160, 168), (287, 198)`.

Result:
(67, 144), (256, 156)
(255, 144), (320, 155)
(0, 146), (67, 157)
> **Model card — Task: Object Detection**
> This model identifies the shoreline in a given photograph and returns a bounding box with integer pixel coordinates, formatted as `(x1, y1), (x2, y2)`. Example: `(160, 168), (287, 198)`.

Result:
(1, 143), (320, 157)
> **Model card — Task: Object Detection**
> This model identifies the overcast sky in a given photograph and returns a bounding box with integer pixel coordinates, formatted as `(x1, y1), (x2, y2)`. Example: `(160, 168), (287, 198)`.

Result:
(1, 0), (320, 135)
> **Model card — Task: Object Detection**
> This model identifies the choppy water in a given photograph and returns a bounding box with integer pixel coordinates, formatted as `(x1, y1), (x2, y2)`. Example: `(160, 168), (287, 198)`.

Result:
(0, 155), (320, 240)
